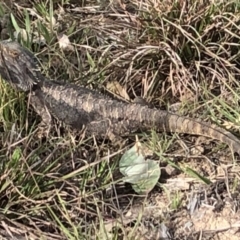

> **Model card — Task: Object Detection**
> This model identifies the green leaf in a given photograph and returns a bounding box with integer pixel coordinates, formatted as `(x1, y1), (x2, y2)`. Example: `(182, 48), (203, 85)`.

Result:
(11, 147), (22, 162)
(10, 13), (21, 33)
(185, 167), (212, 185)
(86, 51), (95, 68)
(119, 143), (160, 194)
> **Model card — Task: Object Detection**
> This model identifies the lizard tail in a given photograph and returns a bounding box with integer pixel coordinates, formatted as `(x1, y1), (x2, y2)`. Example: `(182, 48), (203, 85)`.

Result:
(154, 110), (240, 155)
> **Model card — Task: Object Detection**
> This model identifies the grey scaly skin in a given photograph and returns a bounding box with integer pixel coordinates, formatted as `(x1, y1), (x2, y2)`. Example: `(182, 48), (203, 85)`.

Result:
(0, 40), (240, 154)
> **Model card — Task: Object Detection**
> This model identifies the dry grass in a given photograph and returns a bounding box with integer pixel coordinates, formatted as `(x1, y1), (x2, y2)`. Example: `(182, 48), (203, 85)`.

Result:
(1, 0), (240, 239)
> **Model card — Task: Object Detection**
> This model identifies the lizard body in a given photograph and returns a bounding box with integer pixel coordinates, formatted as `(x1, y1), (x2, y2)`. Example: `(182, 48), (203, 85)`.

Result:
(0, 40), (240, 154)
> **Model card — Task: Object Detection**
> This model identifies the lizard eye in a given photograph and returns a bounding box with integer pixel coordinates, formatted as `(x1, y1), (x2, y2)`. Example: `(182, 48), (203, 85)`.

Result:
(10, 50), (19, 58)
(1, 47), (19, 58)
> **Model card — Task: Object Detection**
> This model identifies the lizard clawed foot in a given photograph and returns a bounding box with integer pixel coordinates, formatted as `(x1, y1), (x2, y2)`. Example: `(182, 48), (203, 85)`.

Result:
(107, 131), (127, 148)
(36, 122), (51, 138)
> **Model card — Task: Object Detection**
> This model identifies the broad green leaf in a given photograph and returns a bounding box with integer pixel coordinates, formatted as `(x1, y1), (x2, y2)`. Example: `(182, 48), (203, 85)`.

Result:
(119, 143), (160, 194)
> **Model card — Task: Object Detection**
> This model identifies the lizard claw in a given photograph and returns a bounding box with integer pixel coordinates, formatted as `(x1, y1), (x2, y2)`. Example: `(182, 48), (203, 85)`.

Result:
(37, 122), (50, 138)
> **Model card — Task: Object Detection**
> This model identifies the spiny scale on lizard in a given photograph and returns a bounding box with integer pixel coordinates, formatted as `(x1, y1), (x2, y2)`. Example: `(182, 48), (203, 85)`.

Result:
(0, 40), (240, 155)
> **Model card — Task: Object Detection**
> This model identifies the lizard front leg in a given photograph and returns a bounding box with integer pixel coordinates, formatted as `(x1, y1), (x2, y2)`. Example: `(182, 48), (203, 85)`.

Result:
(29, 93), (52, 138)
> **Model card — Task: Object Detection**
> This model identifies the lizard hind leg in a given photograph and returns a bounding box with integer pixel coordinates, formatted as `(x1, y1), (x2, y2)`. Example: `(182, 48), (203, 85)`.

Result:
(29, 94), (52, 138)
(84, 119), (127, 147)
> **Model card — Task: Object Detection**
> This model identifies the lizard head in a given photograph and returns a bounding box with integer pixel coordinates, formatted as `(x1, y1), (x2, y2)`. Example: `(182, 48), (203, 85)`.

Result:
(0, 40), (43, 92)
